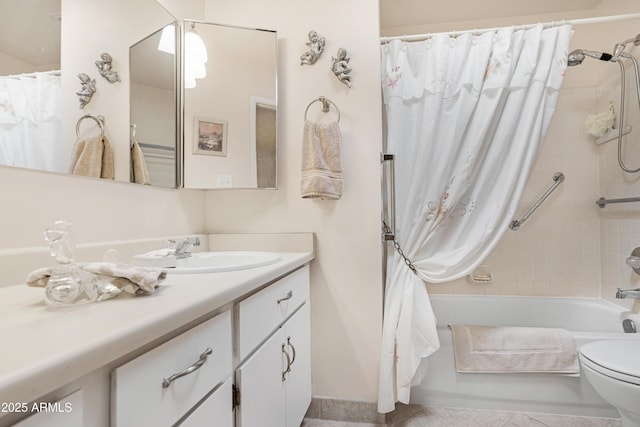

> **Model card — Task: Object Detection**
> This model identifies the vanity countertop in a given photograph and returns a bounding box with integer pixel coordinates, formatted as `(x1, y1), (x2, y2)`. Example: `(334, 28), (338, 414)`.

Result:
(0, 251), (313, 405)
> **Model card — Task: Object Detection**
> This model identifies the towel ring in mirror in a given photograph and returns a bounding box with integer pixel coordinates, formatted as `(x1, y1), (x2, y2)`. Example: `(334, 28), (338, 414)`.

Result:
(304, 96), (340, 123)
(76, 114), (105, 139)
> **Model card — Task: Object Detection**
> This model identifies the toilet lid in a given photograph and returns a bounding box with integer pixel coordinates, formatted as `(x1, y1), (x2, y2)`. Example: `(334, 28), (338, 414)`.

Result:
(579, 340), (640, 383)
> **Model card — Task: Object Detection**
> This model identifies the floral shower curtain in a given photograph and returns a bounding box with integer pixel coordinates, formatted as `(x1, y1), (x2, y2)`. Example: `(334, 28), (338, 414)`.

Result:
(377, 24), (572, 412)
(0, 72), (62, 172)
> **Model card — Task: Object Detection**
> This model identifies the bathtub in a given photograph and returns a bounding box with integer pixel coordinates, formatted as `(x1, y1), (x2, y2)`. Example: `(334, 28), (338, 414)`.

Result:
(409, 295), (640, 418)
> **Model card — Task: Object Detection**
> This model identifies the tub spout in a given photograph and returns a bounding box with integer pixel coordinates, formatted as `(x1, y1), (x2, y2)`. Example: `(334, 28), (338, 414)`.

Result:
(616, 287), (640, 299)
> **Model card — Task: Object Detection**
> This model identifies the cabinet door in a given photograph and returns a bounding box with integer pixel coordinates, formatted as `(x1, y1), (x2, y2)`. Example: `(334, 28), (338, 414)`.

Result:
(235, 327), (287, 427)
(238, 266), (309, 360)
(179, 379), (232, 427)
(13, 390), (83, 427)
(284, 303), (312, 427)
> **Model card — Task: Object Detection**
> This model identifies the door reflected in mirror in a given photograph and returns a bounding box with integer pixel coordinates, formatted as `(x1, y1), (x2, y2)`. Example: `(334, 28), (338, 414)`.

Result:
(182, 22), (278, 189)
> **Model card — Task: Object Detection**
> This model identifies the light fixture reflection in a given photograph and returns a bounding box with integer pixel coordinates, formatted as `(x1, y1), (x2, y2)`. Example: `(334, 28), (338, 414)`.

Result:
(157, 22), (208, 88)
(184, 26), (208, 88)
(157, 25), (175, 54)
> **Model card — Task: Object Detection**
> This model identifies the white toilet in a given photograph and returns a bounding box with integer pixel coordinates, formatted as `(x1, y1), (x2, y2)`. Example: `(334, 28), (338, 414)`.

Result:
(579, 340), (640, 427)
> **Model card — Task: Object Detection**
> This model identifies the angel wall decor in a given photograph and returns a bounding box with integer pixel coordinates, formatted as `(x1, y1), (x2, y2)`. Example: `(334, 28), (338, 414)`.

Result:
(95, 52), (121, 83)
(331, 48), (352, 87)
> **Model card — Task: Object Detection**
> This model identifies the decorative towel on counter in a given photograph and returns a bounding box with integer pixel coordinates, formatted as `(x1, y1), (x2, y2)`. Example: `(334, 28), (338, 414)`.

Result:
(449, 324), (579, 374)
(130, 139), (150, 185)
(26, 262), (166, 297)
(300, 120), (343, 199)
(70, 135), (114, 179)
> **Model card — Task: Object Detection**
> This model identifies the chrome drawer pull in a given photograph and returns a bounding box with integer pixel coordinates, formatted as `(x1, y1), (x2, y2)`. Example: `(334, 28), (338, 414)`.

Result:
(277, 290), (293, 304)
(162, 347), (213, 388)
(282, 343), (292, 382)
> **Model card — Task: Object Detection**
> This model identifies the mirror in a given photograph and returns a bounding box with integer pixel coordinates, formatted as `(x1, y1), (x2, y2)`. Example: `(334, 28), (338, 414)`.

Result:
(0, 0), (62, 173)
(130, 23), (179, 188)
(0, 0), (178, 187)
(182, 21), (278, 189)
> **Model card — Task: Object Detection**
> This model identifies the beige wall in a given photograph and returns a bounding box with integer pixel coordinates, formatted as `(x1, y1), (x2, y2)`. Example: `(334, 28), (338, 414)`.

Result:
(0, 166), (205, 258)
(202, 0), (384, 402)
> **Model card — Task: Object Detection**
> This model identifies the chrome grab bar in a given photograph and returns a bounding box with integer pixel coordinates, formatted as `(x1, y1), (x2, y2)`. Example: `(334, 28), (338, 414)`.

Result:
(510, 172), (565, 231)
(381, 153), (396, 241)
(596, 196), (640, 208)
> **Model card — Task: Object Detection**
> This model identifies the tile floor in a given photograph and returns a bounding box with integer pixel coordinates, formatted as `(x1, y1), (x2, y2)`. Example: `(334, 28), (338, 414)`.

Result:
(302, 404), (622, 427)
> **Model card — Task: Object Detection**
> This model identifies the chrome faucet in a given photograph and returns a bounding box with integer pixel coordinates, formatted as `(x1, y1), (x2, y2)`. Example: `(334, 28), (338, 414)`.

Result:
(174, 237), (200, 259)
(616, 287), (640, 299)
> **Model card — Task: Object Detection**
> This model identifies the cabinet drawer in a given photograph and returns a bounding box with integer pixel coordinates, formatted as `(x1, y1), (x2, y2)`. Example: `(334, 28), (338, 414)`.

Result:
(178, 379), (232, 427)
(238, 265), (309, 360)
(111, 310), (232, 426)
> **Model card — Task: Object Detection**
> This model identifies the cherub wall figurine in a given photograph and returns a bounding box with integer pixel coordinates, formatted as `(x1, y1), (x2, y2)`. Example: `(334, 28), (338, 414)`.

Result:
(95, 52), (121, 83)
(331, 48), (352, 88)
(300, 30), (325, 65)
(76, 73), (96, 108)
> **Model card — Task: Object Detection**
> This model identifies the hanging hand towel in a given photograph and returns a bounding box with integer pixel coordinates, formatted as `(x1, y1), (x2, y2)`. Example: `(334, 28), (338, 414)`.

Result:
(300, 120), (343, 199)
(101, 135), (114, 179)
(70, 135), (114, 179)
(130, 139), (150, 185)
(70, 136), (103, 177)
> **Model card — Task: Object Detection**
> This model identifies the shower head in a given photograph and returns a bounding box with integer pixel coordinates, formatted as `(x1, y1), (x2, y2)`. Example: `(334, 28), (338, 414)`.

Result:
(567, 49), (585, 66)
(567, 49), (614, 66)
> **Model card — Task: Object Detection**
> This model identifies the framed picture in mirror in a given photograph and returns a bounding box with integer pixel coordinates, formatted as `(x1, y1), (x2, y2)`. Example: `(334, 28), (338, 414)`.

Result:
(194, 117), (227, 156)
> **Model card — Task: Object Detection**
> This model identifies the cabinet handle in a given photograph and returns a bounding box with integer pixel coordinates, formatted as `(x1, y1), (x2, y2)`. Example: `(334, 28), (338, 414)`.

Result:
(162, 347), (213, 388)
(287, 336), (297, 366)
(281, 343), (292, 382)
(277, 290), (293, 304)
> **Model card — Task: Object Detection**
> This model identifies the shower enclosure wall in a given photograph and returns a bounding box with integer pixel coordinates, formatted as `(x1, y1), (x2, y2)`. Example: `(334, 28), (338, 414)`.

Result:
(380, 14), (640, 308)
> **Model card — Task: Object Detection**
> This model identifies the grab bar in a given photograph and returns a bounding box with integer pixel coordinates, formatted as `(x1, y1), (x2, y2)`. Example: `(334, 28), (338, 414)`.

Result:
(596, 196), (640, 208)
(509, 172), (565, 231)
(381, 153), (396, 314)
(381, 153), (395, 241)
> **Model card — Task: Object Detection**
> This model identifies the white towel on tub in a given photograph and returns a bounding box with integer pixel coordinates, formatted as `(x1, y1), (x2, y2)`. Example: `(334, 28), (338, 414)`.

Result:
(449, 324), (580, 374)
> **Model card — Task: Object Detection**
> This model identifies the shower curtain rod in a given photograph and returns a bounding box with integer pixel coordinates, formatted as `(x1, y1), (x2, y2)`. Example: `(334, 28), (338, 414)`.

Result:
(380, 12), (640, 43)
(1, 70), (61, 79)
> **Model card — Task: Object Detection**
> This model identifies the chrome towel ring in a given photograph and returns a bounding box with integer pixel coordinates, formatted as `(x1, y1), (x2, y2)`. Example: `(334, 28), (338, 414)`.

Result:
(304, 96), (340, 122)
(76, 114), (105, 139)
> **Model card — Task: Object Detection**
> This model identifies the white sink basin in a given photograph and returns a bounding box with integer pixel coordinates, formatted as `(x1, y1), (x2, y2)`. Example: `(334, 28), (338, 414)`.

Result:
(167, 251), (281, 274)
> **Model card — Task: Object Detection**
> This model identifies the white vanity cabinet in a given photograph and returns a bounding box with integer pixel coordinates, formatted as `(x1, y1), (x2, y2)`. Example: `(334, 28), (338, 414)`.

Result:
(0, 247), (313, 427)
(111, 310), (233, 427)
(179, 379), (233, 426)
(11, 390), (83, 427)
(235, 266), (311, 427)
